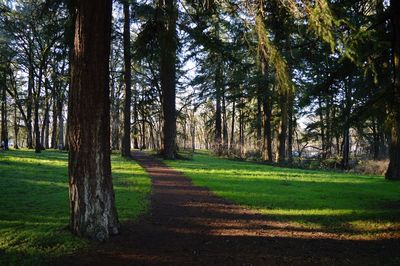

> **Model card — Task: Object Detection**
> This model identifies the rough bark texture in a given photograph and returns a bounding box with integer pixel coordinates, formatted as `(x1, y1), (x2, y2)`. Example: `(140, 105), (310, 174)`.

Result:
(68, 0), (119, 241)
(160, 0), (177, 159)
(386, 0), (400, 180)
(121, 0), (132, 157)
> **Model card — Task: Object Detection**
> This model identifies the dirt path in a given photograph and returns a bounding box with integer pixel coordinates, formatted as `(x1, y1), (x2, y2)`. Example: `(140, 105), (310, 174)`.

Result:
(58, 151), (400, 265)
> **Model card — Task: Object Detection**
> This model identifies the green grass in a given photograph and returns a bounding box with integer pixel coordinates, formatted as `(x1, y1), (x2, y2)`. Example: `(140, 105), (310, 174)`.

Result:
(0, 149), (150, 265)
(165, 151), (400, 239)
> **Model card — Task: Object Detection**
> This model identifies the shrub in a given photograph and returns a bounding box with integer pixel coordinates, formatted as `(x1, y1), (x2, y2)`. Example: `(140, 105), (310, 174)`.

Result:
(353, 160), (389, 176)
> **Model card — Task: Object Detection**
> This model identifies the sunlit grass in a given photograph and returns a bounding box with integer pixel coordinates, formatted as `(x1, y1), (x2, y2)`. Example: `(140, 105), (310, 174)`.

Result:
(0, 149), (150, 265)
(165, 151), (400, 239)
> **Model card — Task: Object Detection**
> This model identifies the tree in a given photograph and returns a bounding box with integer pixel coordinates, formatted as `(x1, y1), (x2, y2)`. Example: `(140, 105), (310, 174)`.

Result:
(386, 0), (400, 180)
(159, 0), (177, 159)
(67, 0), (119, 241)
(121, 0), (132, 157)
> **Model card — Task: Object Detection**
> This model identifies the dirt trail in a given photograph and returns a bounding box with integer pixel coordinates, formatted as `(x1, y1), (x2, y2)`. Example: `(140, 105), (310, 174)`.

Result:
(58, 151), (400, 265)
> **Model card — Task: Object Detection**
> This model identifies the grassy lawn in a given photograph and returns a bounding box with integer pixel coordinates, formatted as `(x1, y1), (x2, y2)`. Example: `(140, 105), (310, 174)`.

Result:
(165, 151), (400, 239)
(0, 149), (150, 265)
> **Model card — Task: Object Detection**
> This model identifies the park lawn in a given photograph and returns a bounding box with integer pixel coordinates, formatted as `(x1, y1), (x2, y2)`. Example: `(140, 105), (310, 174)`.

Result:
(165, 151), (400, 239)
(0, 149), (150, 265)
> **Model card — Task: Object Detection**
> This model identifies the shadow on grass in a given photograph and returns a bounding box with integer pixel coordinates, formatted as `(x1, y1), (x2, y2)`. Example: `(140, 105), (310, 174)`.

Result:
(165, 152), (400, 236)
(0, 149), (150, 265)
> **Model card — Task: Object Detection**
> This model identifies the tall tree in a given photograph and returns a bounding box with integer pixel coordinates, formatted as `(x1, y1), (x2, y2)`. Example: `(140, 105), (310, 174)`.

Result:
(67, 0), (119, 241)
(159, 0), (177, 159)
(121, 0), (132, 157)
(386, 0), (400, 180)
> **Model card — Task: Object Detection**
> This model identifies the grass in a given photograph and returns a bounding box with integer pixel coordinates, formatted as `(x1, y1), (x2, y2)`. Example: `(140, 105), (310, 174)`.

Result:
(165, 151), (400, 239)
(0, 149), (150, 265)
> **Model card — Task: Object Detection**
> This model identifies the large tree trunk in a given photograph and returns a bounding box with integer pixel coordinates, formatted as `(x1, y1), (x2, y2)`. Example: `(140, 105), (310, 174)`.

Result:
(68, 0), (119, 241)
(159, 0), (177, 159)
(386, 0), (400, 180)
(121, 0), (132, 157)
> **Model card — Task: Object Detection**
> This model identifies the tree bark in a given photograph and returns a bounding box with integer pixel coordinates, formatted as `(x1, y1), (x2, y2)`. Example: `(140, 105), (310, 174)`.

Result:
(121, 0), (132, 157)
(159, 0), (177, 159)
(386, 0), (400, 180)
(68, 0), (119, 241)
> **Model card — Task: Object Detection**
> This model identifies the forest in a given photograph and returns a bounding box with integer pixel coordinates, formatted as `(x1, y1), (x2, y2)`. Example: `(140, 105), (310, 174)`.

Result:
(0, 0), (400, 265)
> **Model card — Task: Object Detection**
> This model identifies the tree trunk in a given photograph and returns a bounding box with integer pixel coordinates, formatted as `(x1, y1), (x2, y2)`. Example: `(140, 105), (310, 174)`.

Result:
(288, 91), (294, 164)
(26, 60), (34, 149)
(57, 98), (64, 149)
(133, 84), (139, 149)
(51, 92), (58, 149)
(222, 92), (228, 152)
(41, 81), (50, 149)
(141, 117), (146, 149)
(13, 102), (19, 149)
(256, 93), (262, 152)
(34, 81), (41, 153)
(159, 0), (177, 159)
(342, 86), (352, 169)
(68, 0), (119, 241)
(1, 77), (8, 150)
(386, 0), (400, 180)
(278, 90), (288, 164)
(230, 99), (235, 151)
(121, 0), (132, 157)
(342, 126), (350, 169)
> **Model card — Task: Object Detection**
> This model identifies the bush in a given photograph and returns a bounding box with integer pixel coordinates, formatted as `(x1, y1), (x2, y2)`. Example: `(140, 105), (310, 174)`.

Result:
(353, 160), (389, 176)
